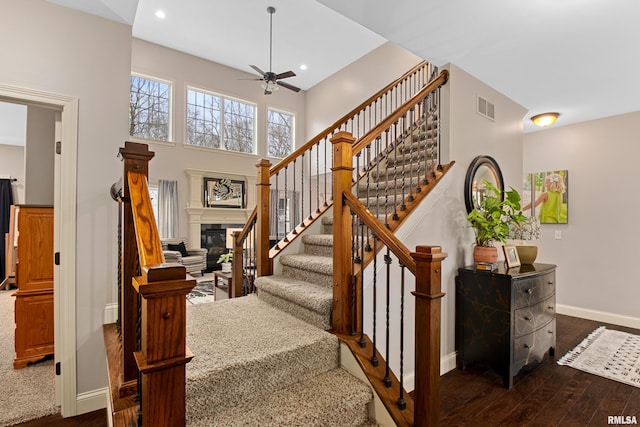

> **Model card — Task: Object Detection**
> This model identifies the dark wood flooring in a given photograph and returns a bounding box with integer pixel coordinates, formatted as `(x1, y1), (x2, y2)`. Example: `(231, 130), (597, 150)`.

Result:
(440, 314), (640, 426)
(12, 314), (640, 426)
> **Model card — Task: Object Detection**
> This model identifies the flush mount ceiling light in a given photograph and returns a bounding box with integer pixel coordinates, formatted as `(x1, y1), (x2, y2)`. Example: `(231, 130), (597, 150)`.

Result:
(531, 112), (559, 127)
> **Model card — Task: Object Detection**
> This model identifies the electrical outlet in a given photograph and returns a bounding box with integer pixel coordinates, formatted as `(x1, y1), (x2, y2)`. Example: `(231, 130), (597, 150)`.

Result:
(554, 230), (562, 240)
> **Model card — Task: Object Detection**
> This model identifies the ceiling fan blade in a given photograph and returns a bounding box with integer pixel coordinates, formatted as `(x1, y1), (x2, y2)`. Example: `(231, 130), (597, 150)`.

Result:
(277, 81), (301, 93)
(275, 70), (296, 80)
(238, 77), (264, 81)
(250, 65), (266, 76)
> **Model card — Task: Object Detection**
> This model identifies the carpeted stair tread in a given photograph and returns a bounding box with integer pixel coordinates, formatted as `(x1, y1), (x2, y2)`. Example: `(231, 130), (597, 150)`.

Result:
(255, 275), (332, 329)
(188, 368), (373, 427)
(186, 295), (338, 421)
(302, 233), (333, 257)
(280, 253), (333, 287)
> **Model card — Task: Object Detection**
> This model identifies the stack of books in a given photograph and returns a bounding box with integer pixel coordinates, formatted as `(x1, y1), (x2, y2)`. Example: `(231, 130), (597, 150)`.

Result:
(475, 261), (498, 271)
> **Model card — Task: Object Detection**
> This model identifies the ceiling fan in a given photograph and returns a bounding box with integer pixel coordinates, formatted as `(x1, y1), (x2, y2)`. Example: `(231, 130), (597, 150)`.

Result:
(247, 6), (300, 95)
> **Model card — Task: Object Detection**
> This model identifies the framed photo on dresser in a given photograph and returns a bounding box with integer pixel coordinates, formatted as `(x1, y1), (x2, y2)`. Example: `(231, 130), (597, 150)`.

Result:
(503, 245), (521, 268)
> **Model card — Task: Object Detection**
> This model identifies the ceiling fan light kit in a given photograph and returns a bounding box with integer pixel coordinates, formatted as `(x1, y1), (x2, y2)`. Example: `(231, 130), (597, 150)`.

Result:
(246, 6), (300, 95)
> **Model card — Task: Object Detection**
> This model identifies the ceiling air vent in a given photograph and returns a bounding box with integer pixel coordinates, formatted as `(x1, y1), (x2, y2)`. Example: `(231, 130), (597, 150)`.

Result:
(477, 95), (495, 121)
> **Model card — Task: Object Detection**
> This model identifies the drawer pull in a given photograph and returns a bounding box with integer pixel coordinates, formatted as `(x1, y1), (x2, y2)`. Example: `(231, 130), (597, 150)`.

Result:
(524, 316), (532, 321)
(524, 343), (531, 349)
(547, 280), (554, 285)
(548, 330), (553, 334)
(548, 305), (554, 310)
(525, 288), (533, 295)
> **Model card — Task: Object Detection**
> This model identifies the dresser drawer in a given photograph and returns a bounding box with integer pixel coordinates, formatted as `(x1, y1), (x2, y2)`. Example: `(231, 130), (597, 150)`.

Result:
(514, 295), (555, 337)
(513, 318), (555, 363)
(514, 271), (555, 308)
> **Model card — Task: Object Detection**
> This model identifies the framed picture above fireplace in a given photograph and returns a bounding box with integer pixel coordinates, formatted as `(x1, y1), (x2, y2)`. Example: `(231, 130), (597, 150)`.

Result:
(204, 177), (246, 208)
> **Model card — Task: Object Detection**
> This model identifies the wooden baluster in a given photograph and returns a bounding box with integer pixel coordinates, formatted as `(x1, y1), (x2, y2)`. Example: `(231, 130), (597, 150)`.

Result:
(331, 131), (355, 335)
(256, 159), (272, 277)
(118, 141), (154, 393)
(412, 245), (447, 427)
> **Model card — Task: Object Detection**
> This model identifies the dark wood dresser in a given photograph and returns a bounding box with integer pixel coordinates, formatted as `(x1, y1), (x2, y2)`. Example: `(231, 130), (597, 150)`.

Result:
(456, 263), (556, 388)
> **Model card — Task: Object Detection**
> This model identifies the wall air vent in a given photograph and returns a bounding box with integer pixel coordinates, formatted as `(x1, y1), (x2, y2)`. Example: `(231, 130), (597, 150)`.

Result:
(477, 95), (495, 121)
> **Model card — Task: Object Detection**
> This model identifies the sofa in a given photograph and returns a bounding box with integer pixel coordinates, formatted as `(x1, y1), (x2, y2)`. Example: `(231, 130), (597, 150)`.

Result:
(160, 237), (207, 277)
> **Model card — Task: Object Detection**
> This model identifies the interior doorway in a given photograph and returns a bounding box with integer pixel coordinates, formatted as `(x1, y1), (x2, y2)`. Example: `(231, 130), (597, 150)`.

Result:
(0, 84), (79, 417)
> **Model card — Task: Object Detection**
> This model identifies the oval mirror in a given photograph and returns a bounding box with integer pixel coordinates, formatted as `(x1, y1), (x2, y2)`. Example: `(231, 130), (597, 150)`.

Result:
(464, 155), (504, 213)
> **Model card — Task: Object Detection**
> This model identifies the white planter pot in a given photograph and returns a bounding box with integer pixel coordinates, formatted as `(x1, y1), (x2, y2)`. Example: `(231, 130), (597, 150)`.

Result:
(220, 262), (232, 273)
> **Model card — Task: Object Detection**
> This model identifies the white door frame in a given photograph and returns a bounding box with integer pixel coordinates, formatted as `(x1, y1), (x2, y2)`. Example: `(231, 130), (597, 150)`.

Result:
(0, 84), (78, 416)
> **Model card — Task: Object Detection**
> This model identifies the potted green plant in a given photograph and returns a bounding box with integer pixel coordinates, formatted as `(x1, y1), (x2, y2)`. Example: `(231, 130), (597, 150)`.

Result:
(217, 252), (233, 273)
(467, 181), (526, 263)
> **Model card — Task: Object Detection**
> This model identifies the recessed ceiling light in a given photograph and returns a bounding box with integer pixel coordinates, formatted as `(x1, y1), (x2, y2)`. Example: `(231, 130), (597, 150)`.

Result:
(300, 64), (308, 71)
(155, 10), (166, 19)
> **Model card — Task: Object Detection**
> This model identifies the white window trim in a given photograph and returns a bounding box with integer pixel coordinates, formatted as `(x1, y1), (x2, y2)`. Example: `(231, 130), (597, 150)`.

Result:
(185, 85), (257, 155)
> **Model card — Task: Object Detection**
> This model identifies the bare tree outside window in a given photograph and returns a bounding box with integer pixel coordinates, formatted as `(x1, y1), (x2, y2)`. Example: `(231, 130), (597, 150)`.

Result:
(186, 88), (255, 154)
(129, 75), (170, 141)
(268, 108), (294, 158)
(186, 89), (221, 148)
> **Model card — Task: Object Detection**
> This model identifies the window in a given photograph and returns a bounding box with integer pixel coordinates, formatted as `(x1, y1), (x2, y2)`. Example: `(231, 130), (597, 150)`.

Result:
(267, 108), (294, 158)
(129, 74), (171, 141)
(186, 87), (256, 154)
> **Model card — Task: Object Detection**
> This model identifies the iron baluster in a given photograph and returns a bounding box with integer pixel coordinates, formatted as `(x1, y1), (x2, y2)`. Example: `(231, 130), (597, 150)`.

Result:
(350, 210), (358, 336)
(292, 160), (297, 235)
(284, 166), (289, 242)
(408, 107), (416, 200)
(397, 261), (406, 410)
(370, 233), (379, 367)
(358, 218), (366, 348)
(308, 144), (313, 220)
(392, 120), (399, 221)
(400, 113), (407, 212)
(300, 153), (305, 227)
(383, 248), (392, 387)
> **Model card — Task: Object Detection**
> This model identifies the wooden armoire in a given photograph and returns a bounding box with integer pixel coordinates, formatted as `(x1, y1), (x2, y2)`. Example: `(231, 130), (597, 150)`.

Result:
(12, 205), (54, 369)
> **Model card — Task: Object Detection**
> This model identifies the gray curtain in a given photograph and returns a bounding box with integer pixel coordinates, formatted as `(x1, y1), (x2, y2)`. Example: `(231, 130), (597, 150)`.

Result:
(158, 179), (178, 239)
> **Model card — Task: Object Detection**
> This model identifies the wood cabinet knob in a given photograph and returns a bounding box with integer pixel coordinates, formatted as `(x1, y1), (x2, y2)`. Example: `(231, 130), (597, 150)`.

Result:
(163, 312), (172, 319)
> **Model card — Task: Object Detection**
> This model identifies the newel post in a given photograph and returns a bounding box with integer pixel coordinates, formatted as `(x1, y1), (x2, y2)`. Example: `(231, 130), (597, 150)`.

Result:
(255, 159), (273, 277)
(331, 131), (355, 334)
(118, 141), (154, 388)
(230, 230), (244, 297)
(133, 265), (195, 427)
(412, 245), (447, 427)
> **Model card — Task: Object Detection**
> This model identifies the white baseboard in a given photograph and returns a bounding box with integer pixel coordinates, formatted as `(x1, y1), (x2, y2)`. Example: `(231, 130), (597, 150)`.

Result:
(441, 351), (458, 374)
(557, 304), (640, 329)
(76, 387), (107, 416)
(103, 303), (118, 325)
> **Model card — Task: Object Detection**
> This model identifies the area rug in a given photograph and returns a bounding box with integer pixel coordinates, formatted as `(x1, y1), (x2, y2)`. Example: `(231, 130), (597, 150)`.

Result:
(558, 326), (640, 388)
(187, 280), (216, 305)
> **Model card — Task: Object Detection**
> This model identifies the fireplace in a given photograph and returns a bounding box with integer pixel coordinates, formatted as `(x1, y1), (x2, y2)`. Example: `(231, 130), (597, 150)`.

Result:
(201, 224), (239, 272)
(184, 169), (256, 263)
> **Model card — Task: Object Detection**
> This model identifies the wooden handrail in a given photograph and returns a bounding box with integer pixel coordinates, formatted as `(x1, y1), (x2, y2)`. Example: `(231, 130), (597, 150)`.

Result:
(237, 208), (257, 244)
(353, 69), (449, 155)
(270, 61), (430, 176)
(127, 171), (165, 270)
(343, 191), (416, 274)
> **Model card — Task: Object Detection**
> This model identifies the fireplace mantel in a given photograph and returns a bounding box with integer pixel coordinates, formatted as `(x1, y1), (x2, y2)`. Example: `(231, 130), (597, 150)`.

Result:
(185, 168), (257, 247)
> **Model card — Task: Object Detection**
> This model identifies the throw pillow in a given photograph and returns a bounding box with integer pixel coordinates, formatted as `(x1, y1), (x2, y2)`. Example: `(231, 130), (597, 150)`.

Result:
(167, 242), (190, 258)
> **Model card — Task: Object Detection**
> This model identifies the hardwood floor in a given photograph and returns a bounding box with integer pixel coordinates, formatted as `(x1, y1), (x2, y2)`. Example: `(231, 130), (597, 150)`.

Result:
(12, 315), (639, 426)
(11, 409), (107, 427)
(440, 314), (640, 426)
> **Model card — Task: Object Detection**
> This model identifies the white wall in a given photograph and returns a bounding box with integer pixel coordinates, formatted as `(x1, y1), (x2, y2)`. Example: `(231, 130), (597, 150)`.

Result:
(0, 144), (25, 204)
(25, 105), (55, 205)
(0, 0), (132, 395)
(305, 42), (423, 140)
(131, 38), (307, 237)
(524, 111), (640, 324)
